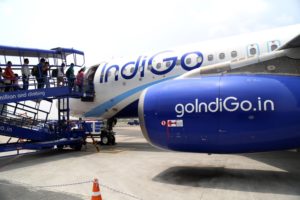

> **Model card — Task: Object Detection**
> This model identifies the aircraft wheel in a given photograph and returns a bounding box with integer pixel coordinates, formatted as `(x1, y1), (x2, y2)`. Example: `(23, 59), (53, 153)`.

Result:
(109, 135), (116, 145)
(101, 134), (109, 145)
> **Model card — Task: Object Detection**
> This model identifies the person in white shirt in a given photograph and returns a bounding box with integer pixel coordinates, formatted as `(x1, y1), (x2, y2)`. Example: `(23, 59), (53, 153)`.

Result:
(21, 58), (30, 90)
(57, 63), (65, 86)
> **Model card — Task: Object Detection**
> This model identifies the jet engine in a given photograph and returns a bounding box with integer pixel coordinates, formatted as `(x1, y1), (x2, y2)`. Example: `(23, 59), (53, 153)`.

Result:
(138, 75), (300, 153)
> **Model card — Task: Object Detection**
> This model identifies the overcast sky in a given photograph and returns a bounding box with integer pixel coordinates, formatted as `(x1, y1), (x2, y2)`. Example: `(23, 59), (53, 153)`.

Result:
(0, 0), (299, 66)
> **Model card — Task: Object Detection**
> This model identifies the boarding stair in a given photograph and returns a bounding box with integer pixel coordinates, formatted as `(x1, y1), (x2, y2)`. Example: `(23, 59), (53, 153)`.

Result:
(0, 84), (85, 152)
(0, 45), (87, 153)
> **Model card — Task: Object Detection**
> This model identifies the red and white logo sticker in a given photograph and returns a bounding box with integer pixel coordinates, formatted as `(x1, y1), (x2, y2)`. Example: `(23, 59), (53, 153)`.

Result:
(167, 120), (184, 127)
(161, 120), (166, 126)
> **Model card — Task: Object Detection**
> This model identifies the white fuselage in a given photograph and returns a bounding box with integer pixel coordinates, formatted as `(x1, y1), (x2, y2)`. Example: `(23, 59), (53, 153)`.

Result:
(70, 24), (300, 119)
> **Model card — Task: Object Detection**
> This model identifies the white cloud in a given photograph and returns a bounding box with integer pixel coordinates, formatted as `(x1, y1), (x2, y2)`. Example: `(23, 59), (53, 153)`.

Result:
(0, 0), (299, 65)
(275, 14), (297, 24)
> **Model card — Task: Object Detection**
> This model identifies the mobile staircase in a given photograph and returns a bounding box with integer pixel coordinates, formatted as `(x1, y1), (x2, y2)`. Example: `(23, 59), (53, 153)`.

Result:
(0, 45), (87, 153)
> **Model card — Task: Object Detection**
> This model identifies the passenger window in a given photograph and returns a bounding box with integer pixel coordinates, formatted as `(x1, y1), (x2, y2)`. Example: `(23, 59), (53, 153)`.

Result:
(219, 53), (225, 60)
(185, 58), (192, 65)
(166, 61), (171, 68)
(130, 67), (134, 73)
(208, 54), (214, 61)
(268, 40), (281, 52)
(156, 63), (162, 69)
(271, 44), (278, 51)
(231, 51), (237, 58)
(197, 56), (202, 63)
(250, 48), (257, 55)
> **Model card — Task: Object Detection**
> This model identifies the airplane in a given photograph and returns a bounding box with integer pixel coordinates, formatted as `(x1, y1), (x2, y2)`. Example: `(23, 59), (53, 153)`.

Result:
(69, 24), (300, 153)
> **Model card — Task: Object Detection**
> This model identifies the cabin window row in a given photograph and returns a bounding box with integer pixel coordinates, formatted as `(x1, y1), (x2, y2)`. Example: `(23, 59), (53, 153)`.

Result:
(207, 43), (279, 62)
(207, 50), (239, 61)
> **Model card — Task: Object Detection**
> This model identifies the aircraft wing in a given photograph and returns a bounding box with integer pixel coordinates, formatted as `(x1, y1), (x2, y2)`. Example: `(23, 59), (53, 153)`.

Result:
(279, 34), (300, 50)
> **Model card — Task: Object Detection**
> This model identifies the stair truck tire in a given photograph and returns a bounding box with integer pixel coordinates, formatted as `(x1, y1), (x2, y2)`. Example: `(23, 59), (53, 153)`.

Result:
(57, 145), (64, 150)
(73, 144), (83, 151)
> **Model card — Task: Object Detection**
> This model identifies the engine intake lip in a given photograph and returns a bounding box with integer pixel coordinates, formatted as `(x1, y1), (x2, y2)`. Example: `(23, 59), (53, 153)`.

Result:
(138, 88), (152, 144)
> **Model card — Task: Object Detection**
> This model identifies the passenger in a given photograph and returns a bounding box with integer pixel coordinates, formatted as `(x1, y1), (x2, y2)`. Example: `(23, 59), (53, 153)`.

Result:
(0, 67), (4, 92)
(75, 68), (84, 92)
(13, 74), (21, 90)
(66, 63), (75, 91)
(36, 58), (45, 89)
(43, 62), (50, 88)
(21, 58), (30, 90)
(57, 63), (65, 86)
(3, 61), (16, 92)
(77, 117), (83, 129)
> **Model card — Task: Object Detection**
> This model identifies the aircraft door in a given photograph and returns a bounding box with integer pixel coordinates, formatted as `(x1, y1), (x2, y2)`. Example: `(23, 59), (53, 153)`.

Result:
(81, 64), (100, 102)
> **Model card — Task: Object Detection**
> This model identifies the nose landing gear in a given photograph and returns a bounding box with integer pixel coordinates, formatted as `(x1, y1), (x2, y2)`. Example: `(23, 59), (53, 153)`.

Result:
(100, 118), (117, 145)
(100, 130), (116, 145)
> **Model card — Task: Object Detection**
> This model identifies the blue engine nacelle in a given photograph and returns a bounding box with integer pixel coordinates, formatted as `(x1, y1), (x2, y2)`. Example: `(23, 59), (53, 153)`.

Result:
(138, 75), (300, 153)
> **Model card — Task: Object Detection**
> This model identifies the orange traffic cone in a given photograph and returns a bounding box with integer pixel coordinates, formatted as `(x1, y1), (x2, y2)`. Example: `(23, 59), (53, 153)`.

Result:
(91, 178), (103, 200)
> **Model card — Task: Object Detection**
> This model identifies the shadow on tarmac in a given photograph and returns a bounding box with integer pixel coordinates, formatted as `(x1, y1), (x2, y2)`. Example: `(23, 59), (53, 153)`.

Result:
(153, 151), (300, 195)
(100, 142), (163, 153)
(0, 148), (94, 173)
(0, 180), (85, 200)
(153, 166), (300, 195)
(0, 141), (162, 172)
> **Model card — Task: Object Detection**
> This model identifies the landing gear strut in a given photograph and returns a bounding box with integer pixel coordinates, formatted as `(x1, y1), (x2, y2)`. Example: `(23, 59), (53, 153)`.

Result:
(100, 118), (117, 145)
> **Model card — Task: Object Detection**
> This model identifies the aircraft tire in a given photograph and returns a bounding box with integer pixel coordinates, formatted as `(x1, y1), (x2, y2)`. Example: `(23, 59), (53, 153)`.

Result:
(101, 134), (109, 145)
(109, 135), (116, 145)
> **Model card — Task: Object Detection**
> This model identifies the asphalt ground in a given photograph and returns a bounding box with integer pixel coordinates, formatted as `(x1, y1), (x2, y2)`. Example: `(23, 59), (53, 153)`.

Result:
(0, 126), (300, 200)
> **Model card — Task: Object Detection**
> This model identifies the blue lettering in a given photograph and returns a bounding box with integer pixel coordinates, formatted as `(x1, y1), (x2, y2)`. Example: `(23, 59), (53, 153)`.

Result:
(140, 56), (147, 78)
(121, 61), (136, 79)
(100, 51), (204, 83)
(148, 51), (178, 75)
(100, 63), (107, 83)
(104, 65), (119, 82)
(120, 56), (141, 79)
(162, 56), (177, 73)
(181, 51), (203, 71)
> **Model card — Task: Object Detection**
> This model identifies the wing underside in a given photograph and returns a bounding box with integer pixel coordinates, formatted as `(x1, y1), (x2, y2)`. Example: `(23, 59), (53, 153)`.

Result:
(279, 34), (300, 50)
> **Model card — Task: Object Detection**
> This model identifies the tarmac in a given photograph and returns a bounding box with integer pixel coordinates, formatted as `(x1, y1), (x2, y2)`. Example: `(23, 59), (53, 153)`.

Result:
(0, 126), (300, 200)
